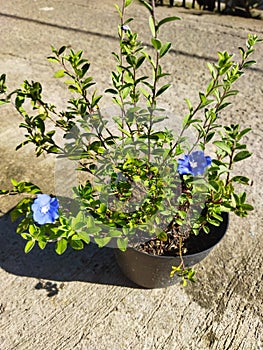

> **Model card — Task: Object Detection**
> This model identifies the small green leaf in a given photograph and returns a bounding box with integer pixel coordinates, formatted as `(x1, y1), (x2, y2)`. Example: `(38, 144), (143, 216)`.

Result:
(156, 84), (171, 97)
(117, 237), (128, 251)
(78, 231), (91, 244)
(243, 60), (256, 68)
(160, 42), (171, 58)
(114, 4), (123, 18)
(209, 180), (220, 192)
(241, 203), (254, 211)
(151, 38), (162, 50)
(11, 178), (18, 187)
(0, 99), (9, 105)
(203, 225), (210, 234)
(199, 92), (213, 108)
(58, 46), (67, 55)
(38, 241), (47, 250)
(55, 238), (68, 255)
(205, 132), (215, 143)
(237, 128), (251, 140)
(231, 176), (250, 185)
(233, 151), (251, 162)
(54, 70), (65, 78)
(105, 88), (118, 95)
(124, 0), (133, 7)
(70, 239), (84, 250)
(207, 62), (216, 78)
(139, 0), (152, 14)
(0, 189), (9, 195)
(157, 16), (180, 31)
(87, 226), (101, 235)
(149, 16), (156, 37)
(24, 240), (35, 253)
(213, 141), (232, 155)
(157, 230), (168, 241)
(93, 237), (111, 248)
(47, 56), (59, 63)
(109, 229), (122, 237)
(16, 219), (30, 234)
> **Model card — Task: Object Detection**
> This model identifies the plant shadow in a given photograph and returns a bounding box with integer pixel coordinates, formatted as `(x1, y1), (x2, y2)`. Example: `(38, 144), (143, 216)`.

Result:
(0, 212), (139, 289)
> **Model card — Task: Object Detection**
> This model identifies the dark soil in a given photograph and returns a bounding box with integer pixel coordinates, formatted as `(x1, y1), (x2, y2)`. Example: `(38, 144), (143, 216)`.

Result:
(135, 212), (229, 257)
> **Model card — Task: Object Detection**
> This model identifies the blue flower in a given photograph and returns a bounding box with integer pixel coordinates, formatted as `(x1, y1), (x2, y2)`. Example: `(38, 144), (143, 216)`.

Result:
(121, 25), (130, 32)
(31, 194), (59, 225)
(177, 151), (212, 176)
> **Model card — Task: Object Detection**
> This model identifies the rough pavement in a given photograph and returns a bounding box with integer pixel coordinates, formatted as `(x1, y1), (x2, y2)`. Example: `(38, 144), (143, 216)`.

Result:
(0, 1), (263, 349)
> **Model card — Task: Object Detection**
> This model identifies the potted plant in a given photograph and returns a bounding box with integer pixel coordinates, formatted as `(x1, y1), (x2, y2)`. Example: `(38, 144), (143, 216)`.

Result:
(0, 0), (261, 288)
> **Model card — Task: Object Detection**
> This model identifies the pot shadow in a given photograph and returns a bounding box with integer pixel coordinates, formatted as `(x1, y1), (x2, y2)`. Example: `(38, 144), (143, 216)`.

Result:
(0, 212), (139, 289)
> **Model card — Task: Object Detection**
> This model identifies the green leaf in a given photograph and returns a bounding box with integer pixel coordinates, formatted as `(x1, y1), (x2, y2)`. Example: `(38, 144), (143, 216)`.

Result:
(207, 62), (216, 78)
(70, 211), (86, 230)
(87, 226), (101, 235)
(233, 151), (251, 162)
(160, 42), (171, 58)
(114, 4), (123, 18)
(207, 218), (221, 226)
(55, 238), (68, 255)
(139, 0), (152, 14)
(243, 60), (256, 68)
(76, 231), (90, 244)
(157, 16), (180, 31)
(24, 240), (35, 253)
(16, 218), (30, 234)
(209, 180), (220, 192)
(151, 38), (162, 50)
(136, 56), (145, 69)
(213, 141), (232, 155)
(149, 16), (156, 37)
(0, 99), (9, 105)
(38, 241), (47, 250)
(237, 128), (251, 140)
(231, 176), (250, 185)
(218, 102), (231, 111)
(124, 0), (133, 7)
(157, 230), (168, 241)
(199, 92), (213, 108)
(205, 132), (215, 143)
(29, 224), (37, 236)
(109, 229), (122, 237)
(58, 46), (67, 55)
(156, 84), (171, 97)
(93, 237), (111, 248)
(0, 189), (9, 195)
(203, 225), (210, 234)
(117, 237), (128, 251)
(47, 56), (59, 63)
(54, 70), (65, 78)
(11, 178), (18, 187)
(185, 98), (193, 112)
(241, 203), (254, 211)
(70, 239), (84, 250)
(105, 88), (118, 95)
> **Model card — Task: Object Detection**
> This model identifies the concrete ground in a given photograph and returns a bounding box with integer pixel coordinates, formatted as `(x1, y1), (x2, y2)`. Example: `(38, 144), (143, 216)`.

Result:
(0, 1), (262, 349)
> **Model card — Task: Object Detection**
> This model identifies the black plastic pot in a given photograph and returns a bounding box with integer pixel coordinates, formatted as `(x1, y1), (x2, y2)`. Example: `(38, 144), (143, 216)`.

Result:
(115, 213), (229, 288)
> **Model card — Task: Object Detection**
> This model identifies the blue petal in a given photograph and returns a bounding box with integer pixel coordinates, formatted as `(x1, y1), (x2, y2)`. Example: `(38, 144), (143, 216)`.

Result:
(205, 156), (212, 166)
(177, 155), (192, 175)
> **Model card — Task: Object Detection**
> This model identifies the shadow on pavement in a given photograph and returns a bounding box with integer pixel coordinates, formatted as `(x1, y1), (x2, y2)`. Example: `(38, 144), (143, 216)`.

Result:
(0, 212), (139, 289)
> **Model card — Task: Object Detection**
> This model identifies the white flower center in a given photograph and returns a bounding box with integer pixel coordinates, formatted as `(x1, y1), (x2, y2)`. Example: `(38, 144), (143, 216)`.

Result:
(41, 205), (49, 214)
(190, 160), (197, 168)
